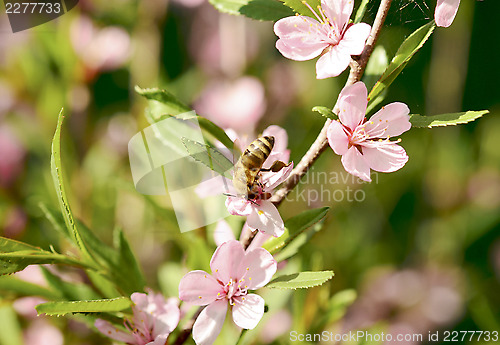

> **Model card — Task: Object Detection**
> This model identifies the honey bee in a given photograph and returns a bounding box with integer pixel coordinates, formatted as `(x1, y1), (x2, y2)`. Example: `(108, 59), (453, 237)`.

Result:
(232, 136), (289, 201)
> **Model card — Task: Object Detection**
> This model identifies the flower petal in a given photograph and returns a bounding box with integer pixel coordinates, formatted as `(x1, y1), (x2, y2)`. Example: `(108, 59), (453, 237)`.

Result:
(193, 300), (228, 345)
(361, 141), (409, 173)
(364, 102), (411, 138)
(246, 232), (271, 251)
(247, 201), (285, 238)
(274, 16), (329, 61)
(315, 45), (351, 79)
(214, 220), (236, 246)
(210, 240), (246, 283)
(321, 0), (353, 32)
(338, 23), (371, 56)
(196, 176), (234, 198)
(232, 294), (265, 329)
(94, 319), (136, 343)
(262, 125), (288, 154)
(327, 120), (350, 155)
(435, 0), (461, 28)
(226, 197), (253, 216)
(152, 302), (181, 337)
(179, 270), (223, 306)
(239, 248), (277, 289)
(335, 81), (368, 129)
(261, 161), (294, 191)
(341, 146), (371, 182)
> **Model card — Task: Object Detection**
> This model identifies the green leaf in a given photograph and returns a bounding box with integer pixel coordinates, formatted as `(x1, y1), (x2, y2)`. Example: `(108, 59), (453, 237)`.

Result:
(312, 106), (336, 120)
(50, 109), (92, 261)
(115, 229), (146, 292)
(280, 0), (320, 18)
(0, 250), (92, 276)
(354, 0), (370, 23)
(267, 270), (334, 289)
(197, 117), (235, 151)
(263, 207), (329, 255)
(368, 21), (435, 103)
(409, 110), (489, 128)
(209, 0), (294, 21)
(41, 266), (100, 301)
(135, 86), (191, 116)
(0, 237), (42, 252)
(182, 138), (234, 179)
(36, 297), (131, 316)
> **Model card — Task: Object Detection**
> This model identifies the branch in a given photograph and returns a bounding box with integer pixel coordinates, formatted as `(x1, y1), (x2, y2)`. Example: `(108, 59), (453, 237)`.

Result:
(271, 0), (393, 206)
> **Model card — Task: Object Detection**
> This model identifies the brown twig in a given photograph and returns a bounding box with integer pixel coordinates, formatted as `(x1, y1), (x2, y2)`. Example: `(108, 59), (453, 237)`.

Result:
(271, 0), (393, 206)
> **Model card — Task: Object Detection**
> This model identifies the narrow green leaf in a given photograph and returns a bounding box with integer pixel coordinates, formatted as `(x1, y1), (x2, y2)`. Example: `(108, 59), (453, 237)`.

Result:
(0, 251), (92, 276)
(312, 106), (336, 120)
(209, 0), (294, 21)
(363, 45), (388, 91)
(182, 138), (234, 179)
(50, 109), (92, 261)
(196, 117), (235, 150)
(267, 271), (334, 289)
(0, 237), (42, 252)
(135, 86), (191, 115)
(36, 297), (131, 316)
(280, 0), (320, 18)
(368, 21), (435, 103)
(354, 0), (370, 23)
(410, 110), (489, 128)
(263, 207), (329, 254)
(41, 267), (100, 301)
(116, 230), (146, 292)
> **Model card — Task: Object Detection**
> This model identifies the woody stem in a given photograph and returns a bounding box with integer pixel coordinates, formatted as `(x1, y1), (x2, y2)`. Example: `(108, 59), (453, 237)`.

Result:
(270, 0), (393, 207)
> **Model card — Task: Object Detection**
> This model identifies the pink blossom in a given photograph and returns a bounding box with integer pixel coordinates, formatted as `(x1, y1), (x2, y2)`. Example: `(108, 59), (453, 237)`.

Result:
(95, 291), (180, 345)
(179, 240), (277, 345)
(435, 0), (461, 28)
(70, 16), (131, 73)
(24, 319), (64, 345)
(274, 0), (371, 79)
(327, 82), (411, 182)
(193, 77), (266, 135)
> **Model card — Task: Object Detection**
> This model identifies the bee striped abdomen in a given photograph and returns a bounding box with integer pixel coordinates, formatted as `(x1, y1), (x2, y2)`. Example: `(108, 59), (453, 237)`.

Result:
(233, 136), (274, 199)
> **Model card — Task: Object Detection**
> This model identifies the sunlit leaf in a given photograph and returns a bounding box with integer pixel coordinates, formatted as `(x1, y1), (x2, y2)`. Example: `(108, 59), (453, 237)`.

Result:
(267, 270), (334, 289)
(410, 110), (489, 128)
(36, 297), (131, 316)
(50, 109), (93, 261)
(354, 0), (370, 23)
(209, 0), (294, 21)
(182, 138), (234, 179)
(263, 207), (329, 255)
(368, 21), (435, 103)
(135, 86), (191, 116)
(312, 106), (336, 120)
(280, 0), (320, 18)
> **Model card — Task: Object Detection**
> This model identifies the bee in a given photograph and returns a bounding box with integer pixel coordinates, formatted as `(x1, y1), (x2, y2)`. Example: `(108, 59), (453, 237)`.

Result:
(232, 136), (290, 201)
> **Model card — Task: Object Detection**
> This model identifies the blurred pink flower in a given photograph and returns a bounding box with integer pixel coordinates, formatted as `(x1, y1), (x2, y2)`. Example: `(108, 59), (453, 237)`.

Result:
(274, 0), (371, 79)
(213, 219), (236, 247)
(259, 310), (293, 343)
(70, 16), (131, 73)
(435, 0), (461, 28)
(327, 82), (411, 182)
(194, 77), (266, 135)
(0, 125), (26, 187)
(14, 266), (47, 287)
(13, 297), (47, 319)
(24, 319), (64, 345)
(179, 240), (277, 345)
(95, 291), (180, 345)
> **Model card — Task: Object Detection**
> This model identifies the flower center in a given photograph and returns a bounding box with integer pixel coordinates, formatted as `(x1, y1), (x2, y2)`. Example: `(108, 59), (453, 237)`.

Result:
(349, 124), (369, 146)
(223, 278), (248, 304)
(301, 1), (341, 45)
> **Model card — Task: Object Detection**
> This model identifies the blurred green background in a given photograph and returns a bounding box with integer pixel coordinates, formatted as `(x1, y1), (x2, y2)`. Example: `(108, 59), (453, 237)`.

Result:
(0, 0), (499, 344)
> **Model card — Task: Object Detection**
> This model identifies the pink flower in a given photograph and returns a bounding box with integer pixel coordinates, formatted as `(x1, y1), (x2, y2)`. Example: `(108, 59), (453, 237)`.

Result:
(434, 0), (461, 28)
(274, 0), (371, 79)
(327, 82), (411, 182)
(95, 291), (180, 345)
(179, 240), (277, 345)
(193, 77), (266, 135)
